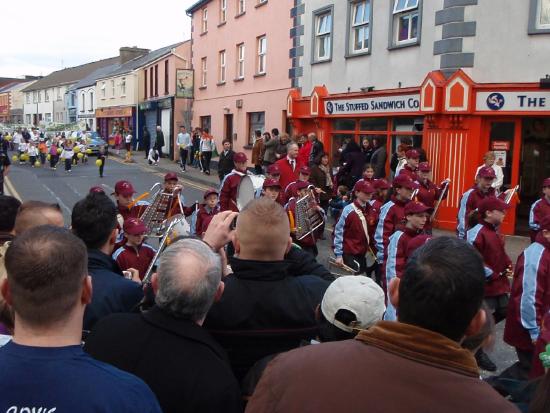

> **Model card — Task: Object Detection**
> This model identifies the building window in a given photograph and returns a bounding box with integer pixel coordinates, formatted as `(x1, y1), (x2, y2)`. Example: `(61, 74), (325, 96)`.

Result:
(200, 115), (211, 132)
(201, 57), (208, 87)
(220, 0), (227, 23)
(258, 0), (267, 4)
(150, 67), (154, 97)
(202, 8), (208, 33)
(25, 114), (31, 124)
(349, 1), (371, 55)
(313, 8), (333, 62)
(257, 35), (267, 74)
(45, 113), (52, 123)
(218, 50), (226, 83)
(81, 92), (85, 112)
(248, 112), (265, 145)
(392, 0), (420, 46)
(38, 91), (42, 103)
(101, 82), (106, 98)
(144, 70), (148, 99)
(33, 91), (37, 103)
(529, 0), (550, 34)
(121, 77), (126, 96)
(26, 93), (30, 104)
(238, 0), (245, 14)
(164, 60), (169, 95)
(111, 80), (115, 97)
(56, 87), (61, 100)
(237, 43), (245, 79)
(45, 89), (49, 102)
(154, 65), (159, 96)
(89, 92), (94, 111)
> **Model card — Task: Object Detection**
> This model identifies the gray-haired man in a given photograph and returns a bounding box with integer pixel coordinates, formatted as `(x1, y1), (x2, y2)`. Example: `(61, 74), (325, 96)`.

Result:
(85, 238), (242, 413)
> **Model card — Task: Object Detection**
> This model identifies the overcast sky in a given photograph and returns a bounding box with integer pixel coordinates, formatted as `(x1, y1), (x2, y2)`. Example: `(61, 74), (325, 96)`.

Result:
(1, 0), (196, 78)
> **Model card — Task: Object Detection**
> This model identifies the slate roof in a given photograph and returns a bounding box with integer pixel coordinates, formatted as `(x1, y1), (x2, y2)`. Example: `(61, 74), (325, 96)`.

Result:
(186, 0), (211, 14)
(69, 64), (121, 91)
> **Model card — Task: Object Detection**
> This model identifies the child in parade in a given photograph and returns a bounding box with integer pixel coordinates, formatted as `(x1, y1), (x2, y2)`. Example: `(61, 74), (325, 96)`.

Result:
(27, 143), (38, 167)
(49, 140), (59, 170)
(328, 185), (350, 223)
(219, 152), (248, 212)
(98, 145), (107, 178)
(38, 139), (47, 165)
(194, 189), (220, 238)
(261, 179), (283, 204)
(416, 162), (450, 234)
(372, 179), (391, 210)
(112, 218), (156, 281)
(529, 178), (550, 242)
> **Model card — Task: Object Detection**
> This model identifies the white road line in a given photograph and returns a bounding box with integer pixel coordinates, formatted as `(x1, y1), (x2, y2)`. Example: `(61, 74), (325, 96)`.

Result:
(40, 182), (72, 216)
(4, 176), (21, 200)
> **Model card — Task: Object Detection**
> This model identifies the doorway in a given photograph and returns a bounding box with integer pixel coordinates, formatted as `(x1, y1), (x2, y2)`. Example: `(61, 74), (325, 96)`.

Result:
(224, 114), (233, 143)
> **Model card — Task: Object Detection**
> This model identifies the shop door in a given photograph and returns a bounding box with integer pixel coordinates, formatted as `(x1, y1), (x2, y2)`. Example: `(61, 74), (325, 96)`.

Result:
(145, 110), (157, 149)
(517, 118), (550, 233)
(481, 118), (521, 235)
(224, 114), (233, 142)
(161, 109), (171, 157)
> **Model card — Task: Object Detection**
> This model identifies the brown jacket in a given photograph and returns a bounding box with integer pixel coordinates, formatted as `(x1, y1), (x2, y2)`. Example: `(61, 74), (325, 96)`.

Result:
(246, 321), (518, 413)
(251, 138), (265, 166)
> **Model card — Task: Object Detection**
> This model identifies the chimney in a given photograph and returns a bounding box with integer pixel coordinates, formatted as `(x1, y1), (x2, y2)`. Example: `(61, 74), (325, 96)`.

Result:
(119, 47), (150, 64)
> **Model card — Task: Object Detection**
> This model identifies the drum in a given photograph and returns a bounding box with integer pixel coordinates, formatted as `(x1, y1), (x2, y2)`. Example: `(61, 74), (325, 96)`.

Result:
(163, 214), (191, 245)
(237, 174), (265, 210)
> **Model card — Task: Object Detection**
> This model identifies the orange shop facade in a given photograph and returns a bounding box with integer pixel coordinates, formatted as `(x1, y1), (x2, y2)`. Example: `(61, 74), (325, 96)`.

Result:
(287, 70), (550, 236)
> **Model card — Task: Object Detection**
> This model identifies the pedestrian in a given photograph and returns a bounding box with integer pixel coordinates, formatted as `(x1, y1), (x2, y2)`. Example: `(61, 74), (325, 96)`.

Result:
(274, 142), (303, 191)
(337, 140), (364, 189)
(143, 126), (151, 159)
(0, 225), (161, 412)
(219, 152), (248, 212)
(309, 153), (334, 211)
(261, 179), (283, 204)
(191, 128), (201, 167)
(529, 177), (550, 242)
(308, 132), (324, 167)
(200, 128), (215, 174)
(176, 126), (191, 172)
(61, 140), (74, 173)
(148, 146), (159, 166)
(0, 150), (10, 195)
(217, 140), (235, 182)
(251, 130), (264, 175)
(361, 137), (374, 164)
(155, 125), (165, 158)
(246, 237), (519, 413)
(328, 185), (350, 223)
(274, 133), (290, 161)
(263, 129), (279, 168)
(112, 218), (156, 281)
(397, 148), (421, 181)
(124, 129), (133, 163)
(475, 151), (504, 194)
(114, 129), (123, 155)
(284, 165), (312, 203)
(467, 197), (513, 372)
(370, 137), (387, 179)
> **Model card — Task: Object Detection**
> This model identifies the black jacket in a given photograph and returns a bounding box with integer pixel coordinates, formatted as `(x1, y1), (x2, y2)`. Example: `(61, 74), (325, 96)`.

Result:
(371, 145), (387, 178)
(309, 140), (325, 166)
(285, 245), (334, 281)
(85, 306), (242, 413)
(204, 258), (330, 381)
(83, 249), (143, 331)
(155, 130), (165, 148)
(218, 149), (235, 178)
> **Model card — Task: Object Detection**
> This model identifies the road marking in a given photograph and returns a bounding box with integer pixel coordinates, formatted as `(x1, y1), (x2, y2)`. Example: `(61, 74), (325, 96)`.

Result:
(39, 182), (72, 216)
(4, 176), (21, 200)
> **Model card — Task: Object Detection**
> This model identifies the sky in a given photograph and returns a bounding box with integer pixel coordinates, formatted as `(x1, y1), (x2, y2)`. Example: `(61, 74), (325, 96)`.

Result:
(0, 0), (196, 78)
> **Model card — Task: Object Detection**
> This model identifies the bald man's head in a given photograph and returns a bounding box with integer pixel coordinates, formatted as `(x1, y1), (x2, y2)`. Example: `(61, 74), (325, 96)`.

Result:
(14, 202), (64, 235)
(235, 198), (291, 261)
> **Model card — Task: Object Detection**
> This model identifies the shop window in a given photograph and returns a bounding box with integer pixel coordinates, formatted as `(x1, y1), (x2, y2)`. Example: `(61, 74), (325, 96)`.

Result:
(333, 119), (356, 131)
(360, 117), (387, 131)
(392, 116), (417, 131)
(331, 134), (355, 167)
(248, 112), (265, 145)
(313, 7), (333, 63)
(529, 0), (550, 34)
(348, 1), (372, 56)
(390, 0), (421, 48)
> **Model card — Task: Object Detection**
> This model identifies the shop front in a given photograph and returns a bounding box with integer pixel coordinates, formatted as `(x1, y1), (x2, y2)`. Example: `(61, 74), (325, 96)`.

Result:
(138, 97), (174, 158)
(96, 106), (135, 146)
(288, 70), (550, 236)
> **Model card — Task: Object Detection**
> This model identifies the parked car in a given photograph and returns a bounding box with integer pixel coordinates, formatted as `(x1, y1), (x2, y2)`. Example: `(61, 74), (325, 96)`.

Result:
(87, 137), (107, 155)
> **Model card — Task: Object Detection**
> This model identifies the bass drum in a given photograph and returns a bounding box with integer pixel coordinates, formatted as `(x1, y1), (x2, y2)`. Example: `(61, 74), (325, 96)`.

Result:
(237, 174), (265, 210)
(163, 214), (191, 245)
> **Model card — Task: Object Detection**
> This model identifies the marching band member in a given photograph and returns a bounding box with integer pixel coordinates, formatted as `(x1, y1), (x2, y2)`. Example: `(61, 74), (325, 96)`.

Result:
(467, 197), (513, 372)
(286, 180), (324, 257)
(194, 189), (220, 238)
(162, 172), (194, 217)
(284, 165), (312, 203)
(416, 162), (450, 234)
(383, 201), (431, 321)
(219, 152), (248, 212)
(372, 178), (391, 210)
(374, 174), (417, 264)
(113, 180), (148, 222)
(504, 215), (550, 380)
(333, 181), (378, 275)
(457, 166), (499, 240)
(112, 218), (156, 281)
(529, 177), (550, 242)
(397, 149), (421, 181)
(261, 179), (283, 205)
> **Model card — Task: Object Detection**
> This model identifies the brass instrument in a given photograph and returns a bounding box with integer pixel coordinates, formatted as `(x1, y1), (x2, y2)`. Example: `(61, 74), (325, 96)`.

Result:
(294, 185), (325, 241)
(504, 185), (519, 204)
(328, 257), (360, 277)
(430, 179), (451, 221)
(140, 183), (183, 237)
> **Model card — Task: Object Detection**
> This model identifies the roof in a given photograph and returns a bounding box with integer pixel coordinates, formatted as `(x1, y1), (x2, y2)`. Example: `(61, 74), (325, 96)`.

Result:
(186, 0), (211, 15)
(22, 56), (120, 92)
(69, 64), (121, 91)
(0, 80), (38, 94)
(96, 42), (184, 81)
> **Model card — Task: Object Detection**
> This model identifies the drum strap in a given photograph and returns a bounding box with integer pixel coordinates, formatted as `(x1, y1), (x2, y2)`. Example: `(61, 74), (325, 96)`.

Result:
(351, 204), (369, 245)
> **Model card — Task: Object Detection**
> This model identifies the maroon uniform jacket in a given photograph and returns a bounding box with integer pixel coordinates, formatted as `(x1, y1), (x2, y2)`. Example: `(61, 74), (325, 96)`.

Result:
(284, 180), (303, 204)
(195, 204), (220, 237)
(219, 170), (246, 212)
(457, 186), (499, 239)
(333, 200), (378, 257)
(382, 226), (420, 282)
(275, 157), (304, 193)
(112, 242), (156, 281)
(417, 179), (447, 233)
(467, 221), (512, 297)
(398, 165), (419, 182)
(374, 196), (409, 262)
(504, 234), (550, 352)
(530, 197), (550, 242)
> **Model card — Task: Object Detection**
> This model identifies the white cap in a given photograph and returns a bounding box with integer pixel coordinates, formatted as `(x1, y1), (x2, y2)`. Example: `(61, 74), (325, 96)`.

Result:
(321, 276), (385, 333)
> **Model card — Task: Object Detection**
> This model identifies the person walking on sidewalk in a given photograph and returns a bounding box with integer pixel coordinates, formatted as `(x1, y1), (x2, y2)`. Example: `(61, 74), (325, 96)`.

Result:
(217, 140), (235, 182)
(143, 127), (151, 159)
(176, 126), (191, 172)
(155, 126), (165, 159)
(200, 128), (215, 175)
(251, 130), (265, 175)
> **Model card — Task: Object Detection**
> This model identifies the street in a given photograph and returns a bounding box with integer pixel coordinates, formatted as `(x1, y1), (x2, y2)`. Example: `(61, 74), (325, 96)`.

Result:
(4, 149), (519, 377)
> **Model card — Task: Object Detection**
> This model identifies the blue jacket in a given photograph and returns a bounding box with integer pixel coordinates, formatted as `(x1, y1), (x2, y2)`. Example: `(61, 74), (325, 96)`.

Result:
(84, 249), (143, 332)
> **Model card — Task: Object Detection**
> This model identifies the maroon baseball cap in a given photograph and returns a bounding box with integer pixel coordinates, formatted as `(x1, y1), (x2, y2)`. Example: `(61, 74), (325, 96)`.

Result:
(267, 164), (281, 175)
(123, 217), (148, 235)
(418, 162), (431, 172)
(164, 172), (178, 182)
(263, 178), (282, 189)
(203, 188), (218, 199)
(405, 149), (420, 159)
(89, 186), (105, 194)
(477, 166), (496, 179)
(405, 201), (432, 215)
(543, 177), (550, 188)
(114, 180), (136, 196)
(478, 197), (510, 216)
(406, 235), (433, 257)
(540, 215), (550, 231)
(354, 180), (375, 194)
(300, 166), (311, 175)
(234, 152), (248, 163)
(374, 179), (391, 190)
(295, 180), (310, 190)
(393, 174), (419, 190)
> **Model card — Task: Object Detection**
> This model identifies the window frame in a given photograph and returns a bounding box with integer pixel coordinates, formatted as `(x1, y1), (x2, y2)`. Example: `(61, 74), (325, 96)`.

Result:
(154, 65), (159, 96)
(388, 0), (422, 50)
(311, 5), (334, 64)
(238, 0), (246, 15)
(220, 0), (227, 23)
(202, 8), (208, 33)
(247, 111), (265, 145)
(165, 60), (169, 95)
(529, 0), (550, 34)
(201, 57), (208, 88)
(26, 93), (30, 104)
(346, 0), (373, 58)
(89, 91), (94, 111)
(80, 92), (85, 112)
(45, 89), (49, 102)
(257, 35), (267, 75)
(111, 80), (115, 97)
(236, 43), (245, 79)
(101, 82), (106, 98)
(218, 50), (226, 84)
(121, 77), (126, 96)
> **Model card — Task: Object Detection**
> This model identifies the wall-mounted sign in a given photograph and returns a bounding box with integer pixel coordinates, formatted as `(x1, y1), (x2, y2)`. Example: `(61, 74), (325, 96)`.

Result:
(324, 94), (421, 115)
(494, 150), (507, 167)
(176, 69), (194, 99)
(477, 91), (550, 112)
(96, 107), (133, 118)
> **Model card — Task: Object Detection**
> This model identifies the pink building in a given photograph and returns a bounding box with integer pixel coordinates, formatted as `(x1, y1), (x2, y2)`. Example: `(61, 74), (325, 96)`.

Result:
(186, 0), (294, 159)
(138, 41), (192, 160)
